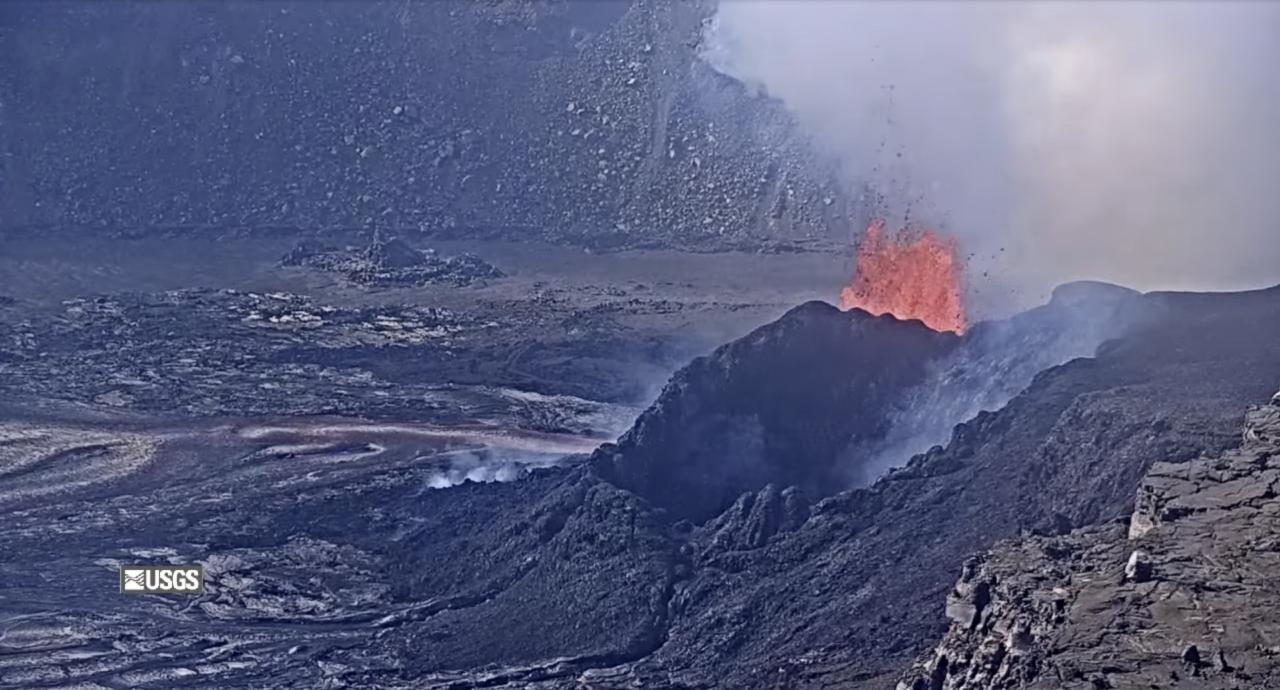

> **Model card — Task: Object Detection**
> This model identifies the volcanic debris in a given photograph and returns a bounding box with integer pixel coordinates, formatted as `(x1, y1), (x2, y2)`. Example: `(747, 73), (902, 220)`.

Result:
(4, 1), (852, 251)
(896, 389), (1280, 690)
(280, 237), (504, 287)
(4, 285), (1280, 688)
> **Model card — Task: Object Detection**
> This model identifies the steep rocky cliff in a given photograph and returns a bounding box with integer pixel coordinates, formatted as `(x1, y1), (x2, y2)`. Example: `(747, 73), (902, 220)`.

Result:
(1, 0), (850, 248)
(897, 389), (1280, 690)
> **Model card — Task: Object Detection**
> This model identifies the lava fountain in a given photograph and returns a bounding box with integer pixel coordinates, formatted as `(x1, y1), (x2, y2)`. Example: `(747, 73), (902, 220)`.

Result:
(840, 219), (968, 334)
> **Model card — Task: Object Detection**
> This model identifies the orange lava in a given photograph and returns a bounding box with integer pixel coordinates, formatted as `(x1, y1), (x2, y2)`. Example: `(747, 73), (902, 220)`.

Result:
(839, 219), (968, 334)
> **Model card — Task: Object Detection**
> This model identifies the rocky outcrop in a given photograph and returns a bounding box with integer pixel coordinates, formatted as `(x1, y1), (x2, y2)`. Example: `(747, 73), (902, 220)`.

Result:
(591, 300), (960, 522)
(591, 281), (1146, 525)
(280, 237), (504, 287)
(898, 389), (1280, 690)
(702, 483), (811, 553)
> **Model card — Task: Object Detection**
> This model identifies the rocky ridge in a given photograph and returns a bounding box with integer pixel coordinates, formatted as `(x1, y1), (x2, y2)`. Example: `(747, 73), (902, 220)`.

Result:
(592, 300), (961, 523)
(280, 237), (505, 287)
(897, 389), (1280, 690)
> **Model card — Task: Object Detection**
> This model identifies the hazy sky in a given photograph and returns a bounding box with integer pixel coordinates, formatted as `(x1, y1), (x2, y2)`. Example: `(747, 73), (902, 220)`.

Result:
(704, 0), (1280, 307)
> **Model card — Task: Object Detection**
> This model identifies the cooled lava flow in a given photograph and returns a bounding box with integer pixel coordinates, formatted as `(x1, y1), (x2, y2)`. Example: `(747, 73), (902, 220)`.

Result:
(840, 219), (968, 334)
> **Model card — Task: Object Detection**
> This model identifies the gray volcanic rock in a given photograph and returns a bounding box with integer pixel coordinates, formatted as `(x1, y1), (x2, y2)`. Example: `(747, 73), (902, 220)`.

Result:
(610, 286), (1280, 689)
(370, 468), (685, 682)
(0, 287), (660, 419)
(851, 280), (1145, 483)
(592, 281), (1147, 524)
(703, 484), (811, 553)
(2, 0), (850, 250)
(592, 300), (961, 522)
(896, 390), (1280, 690)
(361, 237), (430, 271)
(5, 285), (1280, 689)
(280, 237), (504, 287)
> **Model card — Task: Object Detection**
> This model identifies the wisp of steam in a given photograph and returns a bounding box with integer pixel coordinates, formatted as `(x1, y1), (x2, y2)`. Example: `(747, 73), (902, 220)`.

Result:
(422, 448), (568, 490)
(702, 0), (1280, 311)
(846, 282), (1142, 485)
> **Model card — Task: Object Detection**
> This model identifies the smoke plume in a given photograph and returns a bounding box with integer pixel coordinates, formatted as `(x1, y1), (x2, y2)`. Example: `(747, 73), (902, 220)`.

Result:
(703, 1), (1280, 311)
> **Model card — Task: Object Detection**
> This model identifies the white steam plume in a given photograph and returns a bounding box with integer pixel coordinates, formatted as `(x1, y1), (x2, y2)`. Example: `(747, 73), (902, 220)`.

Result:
(703, 0), (1280, 311)
(421, 448), (568, 490)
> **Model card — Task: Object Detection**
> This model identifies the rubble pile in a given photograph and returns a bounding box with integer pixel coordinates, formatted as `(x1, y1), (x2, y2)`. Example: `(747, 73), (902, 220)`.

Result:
(281, 237), (504, 287)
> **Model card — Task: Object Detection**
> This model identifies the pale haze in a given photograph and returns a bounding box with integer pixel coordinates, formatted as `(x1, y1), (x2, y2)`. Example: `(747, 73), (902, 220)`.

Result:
(703, 0), (1280, 310)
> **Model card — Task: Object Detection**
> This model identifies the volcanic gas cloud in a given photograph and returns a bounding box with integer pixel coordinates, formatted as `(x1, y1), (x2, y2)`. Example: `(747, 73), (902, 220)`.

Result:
(840, 219), (968, 334)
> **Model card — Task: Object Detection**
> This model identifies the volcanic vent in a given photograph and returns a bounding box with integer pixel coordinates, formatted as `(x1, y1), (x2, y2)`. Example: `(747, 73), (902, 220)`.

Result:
(840, 219), (968, 334)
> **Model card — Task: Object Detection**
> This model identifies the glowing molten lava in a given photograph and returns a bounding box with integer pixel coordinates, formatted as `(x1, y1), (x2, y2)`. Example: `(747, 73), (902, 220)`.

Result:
(839, 219), (968, 334)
